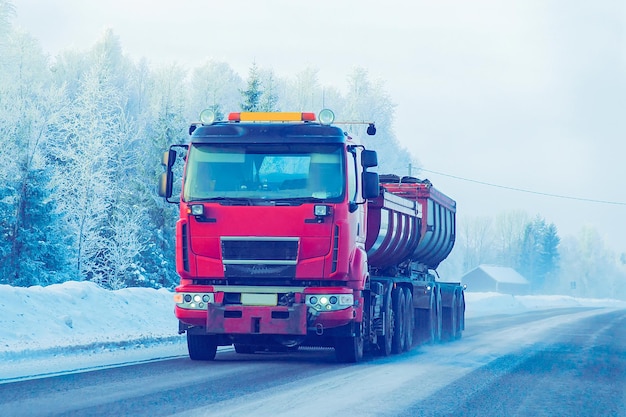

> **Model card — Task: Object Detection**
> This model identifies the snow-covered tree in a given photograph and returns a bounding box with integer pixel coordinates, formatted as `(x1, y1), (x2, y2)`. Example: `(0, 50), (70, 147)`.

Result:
(458, 215), (495, 272)
(558, 227), (623, 299)
(282, 67), (322, 111)
(493, 210), (530, 266)
(48, 55), (125, 283)
(0, 0), (14, 39)
(134, 63), (189, 289)
(189, 60), (243, 120)
(0, 17), (74, 285)
(341, 67), (409, 174)
(258, 69), (280, 112)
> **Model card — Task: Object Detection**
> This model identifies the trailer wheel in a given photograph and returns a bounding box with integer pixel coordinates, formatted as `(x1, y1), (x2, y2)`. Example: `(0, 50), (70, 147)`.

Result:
(391, 287), (406, 354)
(187, 333), (218, 361)
(377, 287), (394, 356)
(403, 287), (414, 351)
(335, 321), (364, 363)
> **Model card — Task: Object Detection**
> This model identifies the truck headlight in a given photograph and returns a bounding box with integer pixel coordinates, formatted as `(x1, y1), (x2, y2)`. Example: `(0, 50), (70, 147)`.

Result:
(306, 294), (353, 311)
(175, 292), (214, 310)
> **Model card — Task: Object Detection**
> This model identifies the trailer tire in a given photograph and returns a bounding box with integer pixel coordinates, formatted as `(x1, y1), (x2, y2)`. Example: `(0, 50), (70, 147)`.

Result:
(391, 287), (406, 354)
(187, 333), (218, 361)
(335, 321), (364, 363)
(403, 287), (414, 351)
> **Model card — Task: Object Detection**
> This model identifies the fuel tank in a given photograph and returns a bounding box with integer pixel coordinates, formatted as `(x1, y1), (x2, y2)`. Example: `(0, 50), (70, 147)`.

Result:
(365, 175), (456, 270)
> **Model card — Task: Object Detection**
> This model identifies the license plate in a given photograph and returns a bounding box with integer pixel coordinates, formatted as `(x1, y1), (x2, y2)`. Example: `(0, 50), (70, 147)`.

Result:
(241, 293), (277, 306)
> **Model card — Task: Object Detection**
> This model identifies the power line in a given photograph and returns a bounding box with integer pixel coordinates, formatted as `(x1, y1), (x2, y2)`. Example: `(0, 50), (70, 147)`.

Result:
(419, 167), (626, 206)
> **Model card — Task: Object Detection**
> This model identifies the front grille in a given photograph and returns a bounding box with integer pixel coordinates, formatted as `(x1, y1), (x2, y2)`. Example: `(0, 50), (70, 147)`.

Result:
(221, 237), (299, 279)
(224, 264), (296, 279)
(222, 238), (298, 261)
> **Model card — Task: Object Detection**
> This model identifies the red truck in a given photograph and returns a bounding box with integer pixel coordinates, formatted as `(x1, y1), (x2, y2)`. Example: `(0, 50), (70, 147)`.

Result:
(158, 109), (464, 362)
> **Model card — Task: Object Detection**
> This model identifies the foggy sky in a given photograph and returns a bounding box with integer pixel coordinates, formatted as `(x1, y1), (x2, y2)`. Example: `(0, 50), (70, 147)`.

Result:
(11, 0), (626, 253)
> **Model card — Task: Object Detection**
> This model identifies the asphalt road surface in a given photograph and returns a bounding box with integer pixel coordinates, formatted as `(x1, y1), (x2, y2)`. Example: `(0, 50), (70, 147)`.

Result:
(1, 308), (624, 417)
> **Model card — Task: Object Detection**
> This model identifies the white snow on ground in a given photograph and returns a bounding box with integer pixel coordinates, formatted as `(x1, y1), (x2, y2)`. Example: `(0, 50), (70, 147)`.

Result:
(1, 281), (625, 382)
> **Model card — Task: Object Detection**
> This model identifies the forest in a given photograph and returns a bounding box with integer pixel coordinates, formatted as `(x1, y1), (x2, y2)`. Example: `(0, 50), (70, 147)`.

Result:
(1, 1), (624, 299)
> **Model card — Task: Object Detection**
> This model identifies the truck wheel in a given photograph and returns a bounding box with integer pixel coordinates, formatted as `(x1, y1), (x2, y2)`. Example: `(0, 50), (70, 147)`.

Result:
(187, 333), (217, 361)
(335, 322), (364, 363)
(377, 288), (394, 356)
(403, 287), (414, 351)
(391, 287), (406, 354)
(441, 293), (457, 341)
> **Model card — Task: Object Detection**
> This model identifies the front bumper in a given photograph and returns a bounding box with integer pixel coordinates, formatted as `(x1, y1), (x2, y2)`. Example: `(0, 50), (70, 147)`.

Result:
(176, 303), (356, 336)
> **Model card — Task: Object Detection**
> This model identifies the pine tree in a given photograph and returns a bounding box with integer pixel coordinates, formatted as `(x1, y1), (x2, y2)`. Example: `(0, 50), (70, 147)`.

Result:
(240, 62), (262, 111)
(518, 216), (560, 292)
(11, 167), (70, 286)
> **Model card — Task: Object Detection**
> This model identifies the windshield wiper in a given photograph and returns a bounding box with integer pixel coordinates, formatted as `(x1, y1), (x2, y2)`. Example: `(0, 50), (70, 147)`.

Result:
(272, 197), (324, 205)
(189, 197), (252, 206)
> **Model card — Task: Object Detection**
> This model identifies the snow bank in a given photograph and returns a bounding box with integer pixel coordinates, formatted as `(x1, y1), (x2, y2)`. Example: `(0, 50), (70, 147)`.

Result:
(0, 281), (180, 356)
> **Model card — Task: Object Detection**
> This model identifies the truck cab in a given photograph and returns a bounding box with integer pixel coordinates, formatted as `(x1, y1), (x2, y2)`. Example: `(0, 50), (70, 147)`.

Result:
(159, 110), (380, 361)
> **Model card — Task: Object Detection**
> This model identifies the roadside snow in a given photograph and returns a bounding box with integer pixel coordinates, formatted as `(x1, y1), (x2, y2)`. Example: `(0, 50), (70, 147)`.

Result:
(1, 281), (624, 382)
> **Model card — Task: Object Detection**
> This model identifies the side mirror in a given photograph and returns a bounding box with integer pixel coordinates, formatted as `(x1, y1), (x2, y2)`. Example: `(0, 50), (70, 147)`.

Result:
(158, 171), (173, 199)
(366, 123), (376, 136)
(361, 150), (378, 169)
(362, 172), (380, 200)
(161, 150), (177, 168)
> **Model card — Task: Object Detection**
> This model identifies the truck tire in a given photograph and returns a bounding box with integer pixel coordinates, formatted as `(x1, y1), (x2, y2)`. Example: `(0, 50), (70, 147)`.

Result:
(187, 333), (218, 361)
(391, 287), (406, 354)
(403, 287), (414, 351)
(335, 321), (364, 363)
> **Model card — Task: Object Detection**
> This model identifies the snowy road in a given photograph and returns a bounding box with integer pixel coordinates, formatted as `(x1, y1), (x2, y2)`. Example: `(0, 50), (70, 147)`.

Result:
(1, 308), (625, 417)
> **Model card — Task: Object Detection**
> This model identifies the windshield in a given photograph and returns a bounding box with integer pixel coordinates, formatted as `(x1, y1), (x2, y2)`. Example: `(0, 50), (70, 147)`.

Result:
(183, 144), (345, 202)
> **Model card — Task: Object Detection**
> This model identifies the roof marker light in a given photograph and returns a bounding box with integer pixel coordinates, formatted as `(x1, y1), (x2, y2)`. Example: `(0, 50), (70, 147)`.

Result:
(318, 109), (335, 125)
(227, 112), (317, 122)
(301, 112), (316, 122)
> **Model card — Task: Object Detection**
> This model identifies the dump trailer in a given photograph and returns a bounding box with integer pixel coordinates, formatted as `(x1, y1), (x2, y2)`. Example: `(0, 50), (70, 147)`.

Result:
(158, 109), (464, 363)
